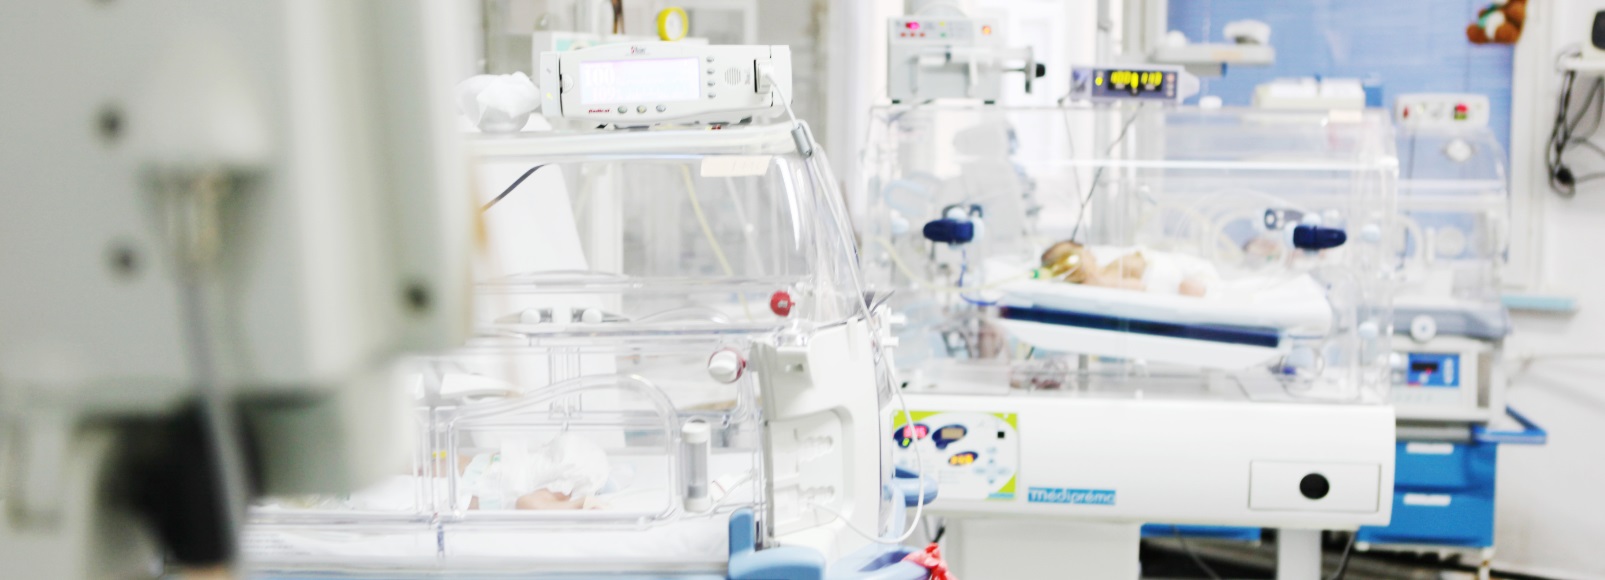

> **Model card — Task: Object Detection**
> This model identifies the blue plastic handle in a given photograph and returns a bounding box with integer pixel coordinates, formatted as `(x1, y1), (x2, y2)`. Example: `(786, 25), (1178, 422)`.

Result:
(922, 219), (974, 244)
(1292, 224), (1346, 250)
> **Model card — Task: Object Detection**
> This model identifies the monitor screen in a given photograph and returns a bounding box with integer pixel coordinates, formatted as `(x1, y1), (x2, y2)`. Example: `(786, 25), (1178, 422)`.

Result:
(1087, 68), (1177, 100)
(579, 57), (702, 105)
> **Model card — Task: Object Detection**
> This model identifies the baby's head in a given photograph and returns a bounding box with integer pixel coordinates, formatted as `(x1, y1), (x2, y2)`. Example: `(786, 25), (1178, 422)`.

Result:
(1041, 240), (1092, 283)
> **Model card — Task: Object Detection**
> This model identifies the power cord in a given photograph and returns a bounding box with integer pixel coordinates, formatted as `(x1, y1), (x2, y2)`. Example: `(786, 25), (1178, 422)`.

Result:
(1171, 526), (1224, 580)
(1547, 64), (1605, 197)
(1070, 107), (1143, 242)
(1328, 532), (1355, 580)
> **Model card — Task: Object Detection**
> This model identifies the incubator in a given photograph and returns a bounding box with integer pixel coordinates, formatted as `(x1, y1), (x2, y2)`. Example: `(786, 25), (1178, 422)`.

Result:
(861, 103), (1400, 578)
(1391, 125), (1511, 422)
(244, 123), (915, 578)
(865, 104), (1398, 403)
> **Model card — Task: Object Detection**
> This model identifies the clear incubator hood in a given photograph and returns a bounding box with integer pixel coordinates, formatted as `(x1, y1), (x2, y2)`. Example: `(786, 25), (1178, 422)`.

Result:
(863, 104), (1400, 404)
(244, 124), (893, 577)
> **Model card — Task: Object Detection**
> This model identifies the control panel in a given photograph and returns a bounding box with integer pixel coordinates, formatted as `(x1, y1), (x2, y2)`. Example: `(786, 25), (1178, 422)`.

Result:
(539, 44), (791, 126)
(890, 17), (992, 44)
(1068, 65), (1197, 104)
(888, 17), (1040, 103)
(1394, 93), (1490, 129)
(1390, 335), (1498, 421)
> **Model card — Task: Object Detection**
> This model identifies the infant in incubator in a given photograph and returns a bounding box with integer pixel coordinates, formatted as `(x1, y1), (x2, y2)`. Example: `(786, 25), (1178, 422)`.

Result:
(447, 433), (613, 510)
(1040, 240), (1218, 298)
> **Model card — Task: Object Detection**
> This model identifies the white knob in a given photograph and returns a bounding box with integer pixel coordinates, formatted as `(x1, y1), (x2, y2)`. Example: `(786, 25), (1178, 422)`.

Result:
(890, 211), (910, 236)
(580, 308), (603, 324)
(1409, 315), (1437, 343)
(519, 308), (544, 324)
(1358, 320), (1379, 340)
(707, 349), (745, 384)
(1360, 224), (1382, 243)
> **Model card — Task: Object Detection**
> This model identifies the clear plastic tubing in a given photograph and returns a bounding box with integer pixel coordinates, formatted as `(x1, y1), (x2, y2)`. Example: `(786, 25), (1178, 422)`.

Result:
(682, 419), (712, 512)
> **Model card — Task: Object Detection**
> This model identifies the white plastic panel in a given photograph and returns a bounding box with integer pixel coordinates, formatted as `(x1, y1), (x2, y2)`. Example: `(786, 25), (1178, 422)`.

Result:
(1249, 461), (1381, 514)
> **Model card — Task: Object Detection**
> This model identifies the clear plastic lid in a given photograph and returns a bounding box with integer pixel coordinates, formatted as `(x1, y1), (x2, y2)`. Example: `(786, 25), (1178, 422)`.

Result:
(246, 124), (872, 575)
(863, 104), (1397, 403)
(247, 334), (767, 575)
(1395, 126), (1509, 305)
(469, 124), (865, 339)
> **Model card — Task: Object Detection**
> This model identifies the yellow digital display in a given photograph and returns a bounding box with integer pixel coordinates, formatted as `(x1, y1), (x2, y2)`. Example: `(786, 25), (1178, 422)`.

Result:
(1107, 70), (1167, 94)
(1088, 68), (1175, 100)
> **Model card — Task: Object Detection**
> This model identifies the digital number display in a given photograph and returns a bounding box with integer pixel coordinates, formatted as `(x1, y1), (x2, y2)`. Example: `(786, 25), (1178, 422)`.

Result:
(1089, 68), (1177, 100)
(1406, 353), (1459, 388)
(579, 57), (701, 105)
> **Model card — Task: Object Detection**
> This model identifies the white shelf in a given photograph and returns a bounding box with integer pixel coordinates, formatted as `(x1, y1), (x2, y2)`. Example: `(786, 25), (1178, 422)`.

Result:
(1150, 44), (1275, 66)
(1559, 56), (1605, 73)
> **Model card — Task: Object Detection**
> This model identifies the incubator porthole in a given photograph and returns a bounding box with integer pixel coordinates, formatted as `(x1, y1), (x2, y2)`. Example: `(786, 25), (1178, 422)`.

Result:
(1434, 227), (1468, 259)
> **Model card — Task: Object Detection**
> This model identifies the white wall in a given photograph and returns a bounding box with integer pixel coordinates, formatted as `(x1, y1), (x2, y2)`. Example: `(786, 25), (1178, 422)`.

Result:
(1501, 0), (1605, 577)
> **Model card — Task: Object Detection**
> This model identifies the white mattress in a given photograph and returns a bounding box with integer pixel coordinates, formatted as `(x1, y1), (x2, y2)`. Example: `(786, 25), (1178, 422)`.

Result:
(990, 257), (1333, 335)
(246, 515), (729, 564)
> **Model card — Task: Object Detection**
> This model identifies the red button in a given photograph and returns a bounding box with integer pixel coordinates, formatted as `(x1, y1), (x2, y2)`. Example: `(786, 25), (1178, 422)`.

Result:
(770, 291), (793, 317)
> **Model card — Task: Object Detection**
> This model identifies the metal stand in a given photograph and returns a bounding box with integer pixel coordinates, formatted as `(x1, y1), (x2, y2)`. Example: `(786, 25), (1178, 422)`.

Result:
(1276, 529), (1322, 580)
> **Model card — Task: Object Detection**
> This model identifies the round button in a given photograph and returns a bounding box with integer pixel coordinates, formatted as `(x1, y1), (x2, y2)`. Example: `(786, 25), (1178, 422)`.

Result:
(616, 106), (626, 114)
(707, 93), (717, 99)
(1409, 315), (1437, 343)
(637, 105), (647, 113)
(706, 56), (715, 62)
(706, 67), (715, 74)
(1299, 473), (1330, 500)
(656, 104), (667, 112)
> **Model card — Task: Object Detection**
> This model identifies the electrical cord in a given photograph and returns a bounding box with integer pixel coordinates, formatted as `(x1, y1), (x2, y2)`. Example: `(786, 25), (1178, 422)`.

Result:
(1547, 64), (1605, 197)
(481, 164), (549, 212)
(1070, 107), (1143, 242)
(1328, 532), (1355, 580)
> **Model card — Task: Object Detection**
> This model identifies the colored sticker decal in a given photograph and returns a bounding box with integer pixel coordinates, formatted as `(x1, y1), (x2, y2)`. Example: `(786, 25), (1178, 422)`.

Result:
(1028, 487), (1116, 506)
(892, 411), (1019, 501)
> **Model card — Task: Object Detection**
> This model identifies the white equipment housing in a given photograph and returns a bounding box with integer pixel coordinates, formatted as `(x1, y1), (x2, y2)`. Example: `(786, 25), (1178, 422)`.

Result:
(538, 44), (791, 126)
(0, 1), (472, 578)
(1392, 118), (1512, 424)
(1253, 77), (1368, 111)
(887, 17), (1039, 103)
(864, 104), (1401, 578)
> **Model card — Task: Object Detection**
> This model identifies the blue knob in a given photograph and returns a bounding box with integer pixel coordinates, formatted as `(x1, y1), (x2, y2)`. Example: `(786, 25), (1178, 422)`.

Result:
(923, 218), (975, 244)
(1292, 224), (1346, 251)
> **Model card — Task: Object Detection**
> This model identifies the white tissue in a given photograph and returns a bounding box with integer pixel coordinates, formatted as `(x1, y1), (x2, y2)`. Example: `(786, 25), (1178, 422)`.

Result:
(457, 73), (541, 133)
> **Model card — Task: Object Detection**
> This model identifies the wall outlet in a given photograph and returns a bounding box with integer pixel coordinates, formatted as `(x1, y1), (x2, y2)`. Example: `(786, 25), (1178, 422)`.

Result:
(1394, 93), (1490, 128)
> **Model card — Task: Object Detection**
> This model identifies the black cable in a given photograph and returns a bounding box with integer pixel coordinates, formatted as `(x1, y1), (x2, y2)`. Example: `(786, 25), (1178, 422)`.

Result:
(1548, 70), (1605, 197)
(1327, 532), (1355, 580)
(481, 164), (548, 212)
(1172, 526), (1224, 580)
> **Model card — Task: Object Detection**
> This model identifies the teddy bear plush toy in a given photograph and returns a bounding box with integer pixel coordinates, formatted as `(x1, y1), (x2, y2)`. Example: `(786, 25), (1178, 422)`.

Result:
(1468, 0), (1527, 44)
